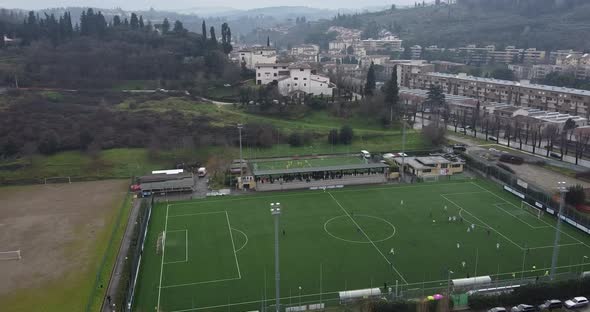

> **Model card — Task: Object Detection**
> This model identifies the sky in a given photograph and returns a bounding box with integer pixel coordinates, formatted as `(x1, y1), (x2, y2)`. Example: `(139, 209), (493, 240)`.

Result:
(1, 0), (416, 11)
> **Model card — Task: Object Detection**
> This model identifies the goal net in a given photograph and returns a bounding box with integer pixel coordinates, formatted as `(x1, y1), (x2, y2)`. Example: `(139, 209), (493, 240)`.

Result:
(521, 201), (543, 219)
(0, 250), (21, 261)
(44, 176), (72, 184)
(156, 232), (165, 255)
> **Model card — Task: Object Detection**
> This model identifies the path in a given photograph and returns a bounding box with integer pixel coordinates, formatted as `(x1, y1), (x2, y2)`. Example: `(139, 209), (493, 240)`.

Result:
(101, 198), (142, 312)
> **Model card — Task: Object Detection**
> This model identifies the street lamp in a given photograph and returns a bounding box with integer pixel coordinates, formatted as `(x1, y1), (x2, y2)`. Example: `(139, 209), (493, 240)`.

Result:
(298, 286), (302, 307)
(550, 181), (567, 280)
(446, 270), (454, 297)
(237, 124), (244, 189)
(270, 203), (282, 312)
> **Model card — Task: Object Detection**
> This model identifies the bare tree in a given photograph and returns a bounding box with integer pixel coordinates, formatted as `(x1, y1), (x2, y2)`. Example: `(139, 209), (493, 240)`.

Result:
(574, 129), (590, 165)
(543, 124), (560, 157)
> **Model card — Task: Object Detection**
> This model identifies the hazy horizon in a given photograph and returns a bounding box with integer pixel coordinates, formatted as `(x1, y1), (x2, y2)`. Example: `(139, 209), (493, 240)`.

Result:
(1, 0), (416, 12)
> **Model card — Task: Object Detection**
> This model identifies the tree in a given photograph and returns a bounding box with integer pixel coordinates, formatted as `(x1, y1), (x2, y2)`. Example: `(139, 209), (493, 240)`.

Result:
(328, 129), (339, 145)
(422, 124), (446, 146)
(130, 13), (139, 29)
(339, 125), (354, 145)
(426, 84), (445, 126)
(173, 20), (185, 34)
(201, 20), (207, 40)
(267, 36), (270, 47)
(364, 62), (376, 96)
(139, 16), (144, 28)
(288, 133), (304, 147)
(221, 23), (233, 54)
(161, 18), (170, 33)
(113, 15), (121, 27)
(383, 66), (400, 124)
(210, 26), (217, 45)
(566, 184), (586, 206)
(490, 67), (516, 81)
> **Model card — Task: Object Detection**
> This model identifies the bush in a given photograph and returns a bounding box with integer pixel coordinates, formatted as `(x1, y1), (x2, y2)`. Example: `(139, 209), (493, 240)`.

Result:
(288, 133), (304, 147)
(566, 184), (586, 206)
(340, 125), (354, 145)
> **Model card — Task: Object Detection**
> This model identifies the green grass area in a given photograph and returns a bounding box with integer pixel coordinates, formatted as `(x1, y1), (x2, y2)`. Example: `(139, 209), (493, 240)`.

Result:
(252, 156), (367, 171)
(133, 179), (590, 312)
(0, 148), (168, 182)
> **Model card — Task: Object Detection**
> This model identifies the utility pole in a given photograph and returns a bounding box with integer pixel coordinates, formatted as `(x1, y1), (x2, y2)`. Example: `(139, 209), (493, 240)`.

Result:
(270, 203), (282, 312)
(550, 181), (567, 280)
(446, 270), (454, 297)
(238, 124), (244, 189)
(401, 106), (407, 183)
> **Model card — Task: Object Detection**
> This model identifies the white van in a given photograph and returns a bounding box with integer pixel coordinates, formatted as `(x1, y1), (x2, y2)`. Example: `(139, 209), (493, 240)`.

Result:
(197, 167), (207, 177)
(360, 150), (371, 159)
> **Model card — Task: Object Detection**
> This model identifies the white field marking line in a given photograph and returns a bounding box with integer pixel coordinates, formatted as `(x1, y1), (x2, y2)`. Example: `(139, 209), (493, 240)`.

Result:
(156, 204), (170, 311)
(161, 277), (242, 289)
(328, 192), (408, 284)
(440, 191), (488, 196)
(231, 228), (249, 252)
(225, 211), (242, 279)
(166, 181), (481, 207)
(167, 211), (226, 218)
(457, 208), (489, 229)
(323, 215), (397, 244)
(470, 182), (590, 250)
(441, 194), (524, 250)
(169, 291), (342, 312)
(167, 259), (590, 312)
(492, 203), (551, 229)
(163, 229), (189, 264)
(527, 242), (583, 250)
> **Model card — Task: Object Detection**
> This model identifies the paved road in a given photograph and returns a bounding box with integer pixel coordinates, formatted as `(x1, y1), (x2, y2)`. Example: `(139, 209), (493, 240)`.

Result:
(101, 197), (141, 312)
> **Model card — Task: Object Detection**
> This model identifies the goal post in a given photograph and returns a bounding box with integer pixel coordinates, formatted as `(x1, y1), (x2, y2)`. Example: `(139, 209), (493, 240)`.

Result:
(0, 250), (21, 261)
(521, 201), (543, 219)
(44, 176), (72, 184)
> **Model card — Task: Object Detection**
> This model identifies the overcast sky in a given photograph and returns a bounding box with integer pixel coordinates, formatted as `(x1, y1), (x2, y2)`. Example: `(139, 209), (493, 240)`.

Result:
(1, 0), (416, 11)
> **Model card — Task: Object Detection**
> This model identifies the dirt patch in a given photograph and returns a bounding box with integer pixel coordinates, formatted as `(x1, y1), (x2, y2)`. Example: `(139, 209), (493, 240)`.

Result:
(0, 180), (128, 296)
(504, 163), (590, 193)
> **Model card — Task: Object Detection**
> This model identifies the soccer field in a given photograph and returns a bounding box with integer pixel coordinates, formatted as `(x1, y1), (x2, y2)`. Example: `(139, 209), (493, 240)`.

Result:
(251, 156), (367, 171)
(133, 180), (590, 312)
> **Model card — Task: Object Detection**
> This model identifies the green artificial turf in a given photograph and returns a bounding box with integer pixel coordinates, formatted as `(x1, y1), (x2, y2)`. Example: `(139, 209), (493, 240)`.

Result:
(133, 180), (590, 312)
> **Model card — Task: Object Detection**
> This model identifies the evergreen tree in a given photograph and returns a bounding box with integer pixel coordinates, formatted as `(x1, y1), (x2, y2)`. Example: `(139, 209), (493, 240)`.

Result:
(364, 62), (376, 96)
(173, 20), (185, 34)
(267, 36), (270, 47)
(146, 21), (153, 32)
(201, 20), (207, 40)
(139, 16), (144, 28)
(221, 22), (233, 54)
(0, 32), (5, 48)
(161, 18), (170, 33)
(130, 13), (139, 29)
(210, 26), (217, 44)
(384, 65), (400, 123)
(113, 15), (121, 27)
(123, 18), (129, 27)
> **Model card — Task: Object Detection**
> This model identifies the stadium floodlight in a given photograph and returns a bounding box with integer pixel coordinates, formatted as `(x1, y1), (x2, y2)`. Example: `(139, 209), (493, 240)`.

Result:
(550, 181), (567, 280)
(446, 270), (454, 296)
(238, 124), (244, 188)
(270, 203), (281, 312)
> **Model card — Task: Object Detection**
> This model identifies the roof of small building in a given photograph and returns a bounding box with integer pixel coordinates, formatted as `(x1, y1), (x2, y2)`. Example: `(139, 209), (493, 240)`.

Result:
(253, 163), (388, 176)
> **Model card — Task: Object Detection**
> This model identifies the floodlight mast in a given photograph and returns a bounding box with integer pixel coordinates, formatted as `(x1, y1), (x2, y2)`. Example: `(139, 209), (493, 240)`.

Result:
(270, 203), (282, 312)
(550, 181), (567, 280)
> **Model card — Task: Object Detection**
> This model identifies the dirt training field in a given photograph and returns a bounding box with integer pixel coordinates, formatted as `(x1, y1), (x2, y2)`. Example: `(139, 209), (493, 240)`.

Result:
(0, 180), (128, 311)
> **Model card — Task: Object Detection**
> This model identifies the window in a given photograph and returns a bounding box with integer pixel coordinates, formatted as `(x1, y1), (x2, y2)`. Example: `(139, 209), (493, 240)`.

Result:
(294, 77), (299, 80)
(441, 164), (448, 169)
(452, 164), (462, 168)
(422, 169), (431, 173)
(258, 73), (261, 77)
(273, 66), (277, 69)
(273, 73), (277, 77)
(303, 78), (307, 80)
(304, 83), (307, 86)
(294, 83), (298, 86)
(300, 69), (304, 71)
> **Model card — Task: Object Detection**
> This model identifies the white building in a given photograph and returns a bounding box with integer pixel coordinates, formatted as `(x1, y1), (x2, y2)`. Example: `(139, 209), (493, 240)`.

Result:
(290, 44), (320, 62)
(255, 63), (334, 96)
(238, 47), (277, 70)
(410, 45), (422, 60)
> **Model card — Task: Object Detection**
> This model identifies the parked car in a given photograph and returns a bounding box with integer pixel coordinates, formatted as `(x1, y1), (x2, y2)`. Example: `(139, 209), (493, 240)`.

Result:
(488, 307), (507, 312)
(549, 152), (562, 159)
(489, 136), (498, 141)
(539, 299), (562, 310)
(565, 297), (589, 309)
(511, 304), (535, 312)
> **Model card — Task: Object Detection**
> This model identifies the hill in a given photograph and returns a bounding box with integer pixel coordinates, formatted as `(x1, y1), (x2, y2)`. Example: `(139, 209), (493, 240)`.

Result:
(319, 0), (590, 51)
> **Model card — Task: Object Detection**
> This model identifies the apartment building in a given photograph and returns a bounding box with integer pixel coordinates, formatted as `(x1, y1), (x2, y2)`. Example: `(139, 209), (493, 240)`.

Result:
(522, 48), (546, 64)
(551, 50), (584, 64)
(238, 47), (277, 70)
(290, 44), (320, 62)
(410, 72), (590, 117)
(410, 45), (423, 60)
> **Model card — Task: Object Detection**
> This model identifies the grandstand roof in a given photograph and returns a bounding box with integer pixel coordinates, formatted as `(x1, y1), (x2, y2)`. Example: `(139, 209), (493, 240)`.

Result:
(253, 163), (389, 176)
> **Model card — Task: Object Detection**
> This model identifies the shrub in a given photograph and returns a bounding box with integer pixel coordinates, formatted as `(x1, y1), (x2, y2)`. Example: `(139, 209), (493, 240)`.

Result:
(340, 125), (354, 145)
(566, 184), (586, 206)
(288, 133), (304, 147)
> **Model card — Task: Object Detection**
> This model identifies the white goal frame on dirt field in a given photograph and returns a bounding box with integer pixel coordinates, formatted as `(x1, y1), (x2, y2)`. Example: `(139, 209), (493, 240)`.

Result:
(0, 250), (21, 260)
(44, 176), (72, 184)
(521, 201), (543, 219)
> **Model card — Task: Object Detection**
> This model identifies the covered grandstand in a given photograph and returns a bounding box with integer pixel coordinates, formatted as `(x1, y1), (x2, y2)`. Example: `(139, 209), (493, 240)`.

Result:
(138, 172), (195, 194)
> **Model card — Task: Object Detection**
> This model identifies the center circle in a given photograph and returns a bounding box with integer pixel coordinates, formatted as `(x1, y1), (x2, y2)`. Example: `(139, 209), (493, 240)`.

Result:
(324, 215), (396, 244)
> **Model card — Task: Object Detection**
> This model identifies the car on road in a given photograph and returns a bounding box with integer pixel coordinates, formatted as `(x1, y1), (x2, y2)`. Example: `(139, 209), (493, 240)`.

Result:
(565, 297), (589, 309)
(488, 307), (507, 312)
(539, 299), (562, 310)
(489, 136), (498, 142)
(511, 304), (536, 312)
(550, 152), (562, 159)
